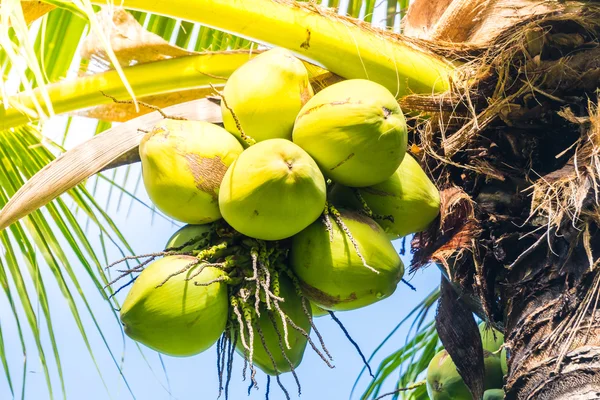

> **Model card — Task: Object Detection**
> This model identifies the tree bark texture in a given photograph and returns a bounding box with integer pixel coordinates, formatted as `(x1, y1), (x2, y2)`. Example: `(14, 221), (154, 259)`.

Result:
(406, 1), (600, 398)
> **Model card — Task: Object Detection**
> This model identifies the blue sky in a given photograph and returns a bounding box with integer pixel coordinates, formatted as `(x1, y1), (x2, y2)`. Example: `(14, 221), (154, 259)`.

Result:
(0, 117), (440, 400)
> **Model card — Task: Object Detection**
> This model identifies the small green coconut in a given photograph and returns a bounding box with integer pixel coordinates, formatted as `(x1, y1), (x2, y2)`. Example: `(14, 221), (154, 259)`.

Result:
(483, 350), (505, 389)
(221, 48), (313, 145)
(290, 209), (404, 311)
(219, 139), (326, 240)
(484, 388), (505, 400)
(292, 79), (407, 187)
(237, 275), (311, 375)
(427, 350), (472, 400)
(426, 349), (504, 400)
(120, 255), (229, 357)
(479, 322), (504, 353)
(140, 119), (243, 224)
(330, 154), (440, 238)
(501, 348), (508, 376)
(165, 224), (211, 252)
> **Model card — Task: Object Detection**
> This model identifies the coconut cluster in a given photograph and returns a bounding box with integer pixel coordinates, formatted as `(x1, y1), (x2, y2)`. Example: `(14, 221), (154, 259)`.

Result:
(117, 48), (440, 386)
(426, 323), (507, 400)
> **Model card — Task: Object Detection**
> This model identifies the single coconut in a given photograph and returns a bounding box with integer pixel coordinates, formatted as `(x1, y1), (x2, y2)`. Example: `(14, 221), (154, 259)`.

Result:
(483, 350), (505, 390)
(426, 350), (472, 400)
(120, 255), (229, 357)
(426, 349), (504, 400)
(330, 154), (440, 238)
(236, 275), (311, 375)
(221, 48), (313, 145)
(140, 119), (243, 224)
(165, 224), (212, 252)
(484, 389), (505, 400)
(219, 139), (326, 240)
(479, 322), (504, 354)
(501, 348), (508, 376)
(290, 209), (404, 311)
(292, 79), (407, 187)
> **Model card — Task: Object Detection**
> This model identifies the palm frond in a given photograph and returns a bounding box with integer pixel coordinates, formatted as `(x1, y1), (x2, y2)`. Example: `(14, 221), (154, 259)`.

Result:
(0, 124), (135, 398)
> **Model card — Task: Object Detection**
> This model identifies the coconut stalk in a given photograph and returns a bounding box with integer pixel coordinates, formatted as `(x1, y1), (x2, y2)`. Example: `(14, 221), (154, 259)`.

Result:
(0, 51), (252, 129)
(85, 0), (454, 96)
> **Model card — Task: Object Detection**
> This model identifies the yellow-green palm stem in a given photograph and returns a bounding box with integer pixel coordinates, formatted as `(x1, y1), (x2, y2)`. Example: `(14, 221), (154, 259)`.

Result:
(0, 51), (252, 129)
(94, 0), (455, 96)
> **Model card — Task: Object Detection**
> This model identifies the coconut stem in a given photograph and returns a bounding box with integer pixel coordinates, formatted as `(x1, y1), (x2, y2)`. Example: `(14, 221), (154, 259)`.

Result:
(373, 380), (426, 400)
(242, 350), (248, 381)
(328, 204), (379, 274)
(265, 376), (270, 400)
(194, 275), (230, 286)
(224, 333), (236, 400)
(156, 259), (200, 287)
(271, 298), (291, 350)
(322, 204), (334, 243)
(328, 311), (374, 378)
(300, 296), (334, 362)
(186, 261), (231, 281)
(239, 299), (258, 389)
(231, 297), (250, 353)
(284, 312), (334, 369)
(216, 335), (224, 397)
(105, 265), (144, 288)
(268, 312), (302, 396)
(259, 262), (273, 310)
(100, 91), (187, 121)
(212, 84), (256, 146)
(255, 322), (290, 400)
(247, 248), (263, 316)
(105, 250), (191, 270)
(352, 188), (395, 223)
(284, 270), (335, 364)
(218, 334), (228, 398)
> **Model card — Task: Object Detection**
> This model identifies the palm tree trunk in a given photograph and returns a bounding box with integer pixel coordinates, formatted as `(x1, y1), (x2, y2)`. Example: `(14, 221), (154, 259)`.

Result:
(505, 245), (600, 398)
(408, 1), (600, 398)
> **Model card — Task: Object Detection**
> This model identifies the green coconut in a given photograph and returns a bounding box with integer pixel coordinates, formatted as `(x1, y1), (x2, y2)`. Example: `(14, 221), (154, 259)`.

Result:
(479, 322), (504, 353)
(237, 275), (311, 375)
(484, 388), (505, 400)
(426, 350), (472, 400)
(483, 350), (505, 389)
(310, 302), (329, 318)
(330, 154), (440, 238)
(292, 79), (407, 187)
(165, 224), (211, 252)
(140, 119), (243, 224)
(120, 255), (229, 357)
(290, 209), (404, 311)
(221, 48), (313, 145)
(426, 349), (505, 400)
(501, 348), (508, 376)
(219, 139), (326, 240)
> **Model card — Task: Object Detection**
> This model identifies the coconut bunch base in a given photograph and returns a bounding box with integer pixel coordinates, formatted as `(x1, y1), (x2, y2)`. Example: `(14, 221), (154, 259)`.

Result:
(108, 214), (387, 399)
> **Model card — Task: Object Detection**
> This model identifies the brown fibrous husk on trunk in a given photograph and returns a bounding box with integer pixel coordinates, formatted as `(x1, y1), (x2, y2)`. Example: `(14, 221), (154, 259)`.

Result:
(404, 1), (600, 398)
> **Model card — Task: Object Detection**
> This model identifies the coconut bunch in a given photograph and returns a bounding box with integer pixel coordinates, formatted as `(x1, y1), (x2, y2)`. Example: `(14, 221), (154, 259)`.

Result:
(426, 323), (507, 400)
(114, 47), (441, 388)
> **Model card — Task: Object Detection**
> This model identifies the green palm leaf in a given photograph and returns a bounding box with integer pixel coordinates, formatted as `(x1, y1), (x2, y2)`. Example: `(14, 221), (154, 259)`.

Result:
(0, 124), (136, 398)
